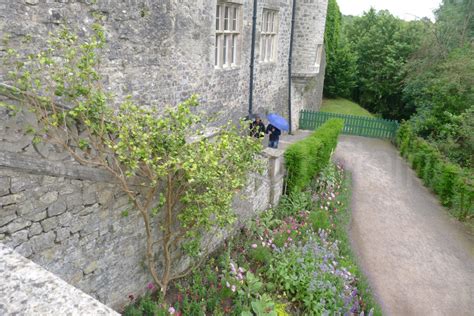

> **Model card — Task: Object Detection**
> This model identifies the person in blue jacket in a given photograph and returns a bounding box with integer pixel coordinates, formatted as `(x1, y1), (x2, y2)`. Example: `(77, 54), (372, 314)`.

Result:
(266, 123), (281, 148)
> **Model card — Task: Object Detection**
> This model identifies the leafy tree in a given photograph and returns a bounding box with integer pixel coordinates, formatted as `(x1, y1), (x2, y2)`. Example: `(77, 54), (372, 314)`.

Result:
(345, 9), (424, 119)
(403, 0), (474, 167)
(323, 0), (358, 98)
(2, 25), (262, 295)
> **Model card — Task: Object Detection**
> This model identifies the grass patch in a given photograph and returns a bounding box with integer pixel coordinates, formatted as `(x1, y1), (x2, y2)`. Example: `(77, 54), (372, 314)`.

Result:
(321, 98), (373, 117)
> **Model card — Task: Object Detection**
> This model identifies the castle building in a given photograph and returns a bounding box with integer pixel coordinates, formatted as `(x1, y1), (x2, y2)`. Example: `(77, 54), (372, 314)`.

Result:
(0, 0), (328, 309)
(1, 0), (327, 129)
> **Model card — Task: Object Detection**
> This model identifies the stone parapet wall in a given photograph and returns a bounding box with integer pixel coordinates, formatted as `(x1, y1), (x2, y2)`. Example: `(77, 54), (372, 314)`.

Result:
(0, 243), (119, 316)
(0, 95), (285, 310)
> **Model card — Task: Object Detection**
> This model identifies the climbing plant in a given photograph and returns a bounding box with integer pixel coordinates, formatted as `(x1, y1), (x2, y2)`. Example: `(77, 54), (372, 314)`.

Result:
(2, 24), (262, 295)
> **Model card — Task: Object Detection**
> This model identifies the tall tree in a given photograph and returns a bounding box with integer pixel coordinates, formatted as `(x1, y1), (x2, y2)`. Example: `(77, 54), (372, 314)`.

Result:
(345, 9), (424, 119)
(323, 0), (358, 98)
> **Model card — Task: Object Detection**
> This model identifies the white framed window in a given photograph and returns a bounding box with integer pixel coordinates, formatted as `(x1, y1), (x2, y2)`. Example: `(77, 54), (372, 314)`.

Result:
(260, 9), (279, 63)
(215, 3), (241, 68)
(315, 44), (323, 73)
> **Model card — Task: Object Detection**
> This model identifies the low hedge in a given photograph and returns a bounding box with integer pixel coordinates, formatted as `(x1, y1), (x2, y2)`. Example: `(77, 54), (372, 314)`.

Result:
(397, 122), (473, 220)
(284, 118), (344, 193)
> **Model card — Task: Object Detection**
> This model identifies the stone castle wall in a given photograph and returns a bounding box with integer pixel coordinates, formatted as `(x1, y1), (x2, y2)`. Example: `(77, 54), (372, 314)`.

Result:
(0, 95), (285, 310)
(0, 0), (327, 120)
(0, 0), (326, 310)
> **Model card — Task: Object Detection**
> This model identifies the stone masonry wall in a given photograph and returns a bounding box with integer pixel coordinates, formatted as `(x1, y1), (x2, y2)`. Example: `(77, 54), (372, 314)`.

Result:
(0, 0), (326, 123)
(0, 96), (284, 310)
(0, 0), (325, 310)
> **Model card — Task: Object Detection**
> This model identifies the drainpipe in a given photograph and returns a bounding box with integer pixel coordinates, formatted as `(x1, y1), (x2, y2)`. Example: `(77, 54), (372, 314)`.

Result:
(288, 0), (297, 134)
(248, 0), (258, 116)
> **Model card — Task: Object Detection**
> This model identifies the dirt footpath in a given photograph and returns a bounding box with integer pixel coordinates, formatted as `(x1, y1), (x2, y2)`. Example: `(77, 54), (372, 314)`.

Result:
(334, 135), (474, 316)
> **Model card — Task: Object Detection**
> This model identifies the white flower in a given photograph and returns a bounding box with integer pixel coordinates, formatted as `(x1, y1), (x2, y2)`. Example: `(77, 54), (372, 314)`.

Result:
(168, 307), (176, 315)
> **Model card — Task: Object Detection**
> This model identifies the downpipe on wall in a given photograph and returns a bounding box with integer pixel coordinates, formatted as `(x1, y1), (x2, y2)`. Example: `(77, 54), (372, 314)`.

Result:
(288, 0), (297, 134)
(248, 0), (258, 117)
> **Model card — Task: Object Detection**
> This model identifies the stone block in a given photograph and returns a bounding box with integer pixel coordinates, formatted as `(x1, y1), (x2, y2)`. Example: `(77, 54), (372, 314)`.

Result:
(0, 176), (10, 196)
(83, 261), (98, 275)
(97, 189), (113, 205)
(66, 193), (83, 209)
(41, 217), (58, 232)
(83, 185), (98, 205)
(0, 205), (17, 227)
(55, 227), (70, 242)
(40, 191), (59, 205)
(29, 222), (43, 237)
(6, 218), (31, 234)
(47, 200), (67, 217)
(8, 229), (29, 248)
(11, 176), (40, 194)
(15, 241), (33, 257)
(30, 231), (56, 253)
(58, 212), (73, 227)
(24, 210), (48, 222)
(0, 193), (26, 207)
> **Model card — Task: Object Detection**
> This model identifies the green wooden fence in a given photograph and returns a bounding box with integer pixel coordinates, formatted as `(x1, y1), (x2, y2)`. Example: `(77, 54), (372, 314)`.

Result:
(299, 110), (399, 139)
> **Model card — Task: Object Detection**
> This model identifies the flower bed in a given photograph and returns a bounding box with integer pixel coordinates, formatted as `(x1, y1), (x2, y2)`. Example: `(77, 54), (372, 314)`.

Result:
(123, 162), (380, 315)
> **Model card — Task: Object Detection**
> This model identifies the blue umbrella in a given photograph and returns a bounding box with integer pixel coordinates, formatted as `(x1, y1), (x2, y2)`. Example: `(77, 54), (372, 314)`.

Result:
(267, 113), (289, 131)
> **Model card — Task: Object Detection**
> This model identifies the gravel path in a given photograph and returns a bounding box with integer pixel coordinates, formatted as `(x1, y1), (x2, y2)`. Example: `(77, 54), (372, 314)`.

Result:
(334, 135), (474, 316)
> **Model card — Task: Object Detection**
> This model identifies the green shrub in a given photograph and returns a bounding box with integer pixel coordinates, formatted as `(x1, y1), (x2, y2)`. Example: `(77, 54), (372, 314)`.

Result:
(396, 122), (473, 220)
(284, 118), (344, 192)
(249, 246), (273, 265)
(309, 210), (331, 231)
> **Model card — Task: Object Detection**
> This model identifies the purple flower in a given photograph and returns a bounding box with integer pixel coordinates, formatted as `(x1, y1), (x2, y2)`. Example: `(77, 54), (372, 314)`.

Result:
(147, 282), (155, 291)
(168, 306), (176, 315)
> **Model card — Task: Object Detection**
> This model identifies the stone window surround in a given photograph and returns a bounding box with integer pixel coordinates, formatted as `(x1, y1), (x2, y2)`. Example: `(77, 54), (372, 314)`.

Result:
(215, 1), (243, 69)
(259, 8), (279, 64)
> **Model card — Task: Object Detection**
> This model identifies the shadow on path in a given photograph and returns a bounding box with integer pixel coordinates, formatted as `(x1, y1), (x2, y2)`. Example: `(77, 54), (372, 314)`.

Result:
(334, 135), (474, 316)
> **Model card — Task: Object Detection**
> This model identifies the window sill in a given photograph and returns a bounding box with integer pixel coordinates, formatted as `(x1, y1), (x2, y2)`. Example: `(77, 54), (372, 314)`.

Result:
(214, 64), (241, 71)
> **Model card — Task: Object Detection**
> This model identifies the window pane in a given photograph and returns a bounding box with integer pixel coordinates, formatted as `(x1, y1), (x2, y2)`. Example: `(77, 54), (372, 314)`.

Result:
(215, 36), (219, 66)
(269, 12), (273, 32)
(272, 13), (276, 32)
(267, 12), (271, 33)
(223, 34), (228, 65)
(231, 35), (236, 64)
(262, 11), (267, 33)
(216, 5), (220, 31)
(224, 6), (229, 31)
(232, 7), (237, 31)
(266, 35), (271, 61)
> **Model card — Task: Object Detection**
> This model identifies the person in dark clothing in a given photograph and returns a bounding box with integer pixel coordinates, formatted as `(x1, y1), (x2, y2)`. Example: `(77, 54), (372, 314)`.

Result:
(266, 123), (281, 148)
(250, 115), (266, 138)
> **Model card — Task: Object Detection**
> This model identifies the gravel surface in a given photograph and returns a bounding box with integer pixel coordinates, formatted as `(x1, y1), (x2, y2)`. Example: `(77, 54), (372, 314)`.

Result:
(334, 135), (474, 316)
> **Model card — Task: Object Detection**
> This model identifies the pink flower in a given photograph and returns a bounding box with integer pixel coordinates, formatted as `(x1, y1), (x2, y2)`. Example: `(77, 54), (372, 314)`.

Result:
(251, 243), (258, 249)
(147, 282), (155, 290)
(238, 267), (245, 273)
(168, 306), (176, 315)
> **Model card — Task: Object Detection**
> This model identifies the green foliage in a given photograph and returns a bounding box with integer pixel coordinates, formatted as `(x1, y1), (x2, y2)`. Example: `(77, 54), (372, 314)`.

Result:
(248, 245), (273, 265)
(345, 9), (425, 120)
(275, 191), (311, 218)
(323, 0), (358, 98)
(397, 122), (473, 220)
(4, 25), (262, 294)
(284, 119), (344, 192)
